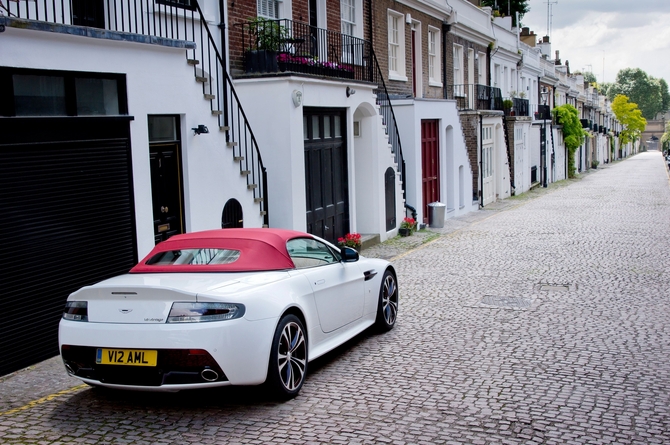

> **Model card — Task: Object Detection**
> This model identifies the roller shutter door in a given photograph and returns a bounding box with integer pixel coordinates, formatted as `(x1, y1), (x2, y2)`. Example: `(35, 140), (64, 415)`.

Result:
(0, 121), (137, 376)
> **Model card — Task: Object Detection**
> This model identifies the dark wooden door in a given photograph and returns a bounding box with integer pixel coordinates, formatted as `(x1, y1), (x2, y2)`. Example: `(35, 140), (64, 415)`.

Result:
(421, 119), (440, 223)
(304, 108), (349, 244)
(150, 143), (185, 243)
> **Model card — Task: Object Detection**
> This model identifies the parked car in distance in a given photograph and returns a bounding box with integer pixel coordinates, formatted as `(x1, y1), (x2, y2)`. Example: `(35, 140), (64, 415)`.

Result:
(59, 228), (398, 398)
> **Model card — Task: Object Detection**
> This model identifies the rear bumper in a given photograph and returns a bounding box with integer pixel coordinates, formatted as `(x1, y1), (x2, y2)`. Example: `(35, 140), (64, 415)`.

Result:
(58, 316), (278, 390)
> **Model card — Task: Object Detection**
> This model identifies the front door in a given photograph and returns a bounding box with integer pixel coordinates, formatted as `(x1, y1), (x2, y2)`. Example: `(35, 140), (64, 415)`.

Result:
(148, 116), (185, 244)
(421, 119), (440, 224)
(304, 108), (349, 244)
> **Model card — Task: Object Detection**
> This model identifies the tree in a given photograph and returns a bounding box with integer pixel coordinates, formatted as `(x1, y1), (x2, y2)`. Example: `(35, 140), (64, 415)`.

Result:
(661, 121), (670, 153)
(552, 104), (585, 178)
(611, 95), (647, 146)
(481, 0), (530, 27)
(606, 68), (667, 120)
(583, 72), (597, 84)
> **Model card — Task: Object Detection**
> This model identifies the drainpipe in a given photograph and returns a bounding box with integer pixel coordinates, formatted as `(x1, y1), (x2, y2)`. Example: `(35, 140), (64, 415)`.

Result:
(368, 0), (373, 46)
(442, 22), (451, 99)
(218, 0), (228, 71)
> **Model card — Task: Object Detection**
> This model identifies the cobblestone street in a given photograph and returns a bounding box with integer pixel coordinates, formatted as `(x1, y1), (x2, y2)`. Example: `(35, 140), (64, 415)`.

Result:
(2, 152), (670, 444)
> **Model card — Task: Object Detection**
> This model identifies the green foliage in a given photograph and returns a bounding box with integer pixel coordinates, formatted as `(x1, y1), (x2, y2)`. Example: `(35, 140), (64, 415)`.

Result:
(481, 0), (530, 27)
(503, 99), (514, 109)
(606, 68), (668, 120)
(611, 95), (647, 145)
(248, 17), (287, 51)
(552, 104), (585, 178)
(661, 121), (670, 152)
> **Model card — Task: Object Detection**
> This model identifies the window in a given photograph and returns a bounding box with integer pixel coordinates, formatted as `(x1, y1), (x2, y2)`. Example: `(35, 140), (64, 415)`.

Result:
(287, 238), (341, 269)
(428, 27), (441, 86)
(146, 248), (241, 266)
(257, 0), (280, 19)
(453, 44), (463, 96)
(387, 10), (406, 81)
(1, 67), (127, 117)
(341, 0), (359, 64)
(341, 0), (355, 36)
(478, 52), (486, 85)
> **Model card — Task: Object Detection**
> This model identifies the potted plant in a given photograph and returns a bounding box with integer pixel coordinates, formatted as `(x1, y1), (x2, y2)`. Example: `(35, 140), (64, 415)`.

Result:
(503, 99), (514, 116)
(398, 217), (416, 236)
(591, 160), (599, 169)
(338, 232), (362, 251)
(245, 17), (287, 73)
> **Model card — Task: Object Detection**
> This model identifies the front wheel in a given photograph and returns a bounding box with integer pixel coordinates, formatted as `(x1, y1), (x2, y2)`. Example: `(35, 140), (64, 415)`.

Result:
(375, 270), (398, 331)
(266, 314), (308, 399)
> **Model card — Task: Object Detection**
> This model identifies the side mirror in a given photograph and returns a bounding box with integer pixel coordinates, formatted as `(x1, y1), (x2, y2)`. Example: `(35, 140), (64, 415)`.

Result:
(341, 247), (359, 262)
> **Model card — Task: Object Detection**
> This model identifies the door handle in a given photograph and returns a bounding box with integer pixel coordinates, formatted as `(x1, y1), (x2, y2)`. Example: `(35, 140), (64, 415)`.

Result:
(314, 279), (325, 286)
(161, 206), (169, 213)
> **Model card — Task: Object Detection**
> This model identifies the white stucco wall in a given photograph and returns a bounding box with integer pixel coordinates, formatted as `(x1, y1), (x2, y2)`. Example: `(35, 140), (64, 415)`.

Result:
(233, 76), (403, 241)
(392, 98), (477, 225)
(4, 27), (264, 258)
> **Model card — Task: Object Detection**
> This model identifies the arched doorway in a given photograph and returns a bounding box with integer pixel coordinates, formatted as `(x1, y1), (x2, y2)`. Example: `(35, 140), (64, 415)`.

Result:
(221, 199), (243, 228)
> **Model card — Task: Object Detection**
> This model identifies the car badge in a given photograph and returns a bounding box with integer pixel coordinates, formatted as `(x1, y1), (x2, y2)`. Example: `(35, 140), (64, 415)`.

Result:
(119, 309), (133, 314)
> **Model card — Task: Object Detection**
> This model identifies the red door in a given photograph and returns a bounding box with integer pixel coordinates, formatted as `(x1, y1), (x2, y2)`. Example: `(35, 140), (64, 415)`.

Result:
(421, 120), (440, 223)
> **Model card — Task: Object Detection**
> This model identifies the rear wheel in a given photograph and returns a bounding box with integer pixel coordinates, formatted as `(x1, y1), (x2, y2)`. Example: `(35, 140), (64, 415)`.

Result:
(266, 314), (307, 398)
(375, 270), (398, 331)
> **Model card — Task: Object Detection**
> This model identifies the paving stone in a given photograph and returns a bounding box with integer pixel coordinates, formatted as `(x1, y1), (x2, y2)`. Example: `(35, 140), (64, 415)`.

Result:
(1, 154), (670, 444)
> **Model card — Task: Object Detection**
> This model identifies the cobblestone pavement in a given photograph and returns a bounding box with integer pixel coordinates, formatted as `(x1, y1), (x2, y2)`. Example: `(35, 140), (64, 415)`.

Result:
(2, 152), (670, 444)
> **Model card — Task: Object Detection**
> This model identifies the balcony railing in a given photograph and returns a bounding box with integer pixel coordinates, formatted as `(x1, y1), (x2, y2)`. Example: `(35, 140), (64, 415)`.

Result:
(236, 18), (372, 82)
(502, 97), (529, 117)
(532, 104), (551, 120)
(3, 0), (270, 224)
(446, 84), (503, 112)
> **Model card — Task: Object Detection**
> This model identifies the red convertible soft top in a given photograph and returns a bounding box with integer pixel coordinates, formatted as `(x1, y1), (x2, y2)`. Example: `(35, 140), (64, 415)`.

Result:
(130, 228), (310, 273)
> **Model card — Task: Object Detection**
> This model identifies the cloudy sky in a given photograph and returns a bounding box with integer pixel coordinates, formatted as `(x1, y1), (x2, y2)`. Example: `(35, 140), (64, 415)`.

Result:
(520, 0), (670, 85)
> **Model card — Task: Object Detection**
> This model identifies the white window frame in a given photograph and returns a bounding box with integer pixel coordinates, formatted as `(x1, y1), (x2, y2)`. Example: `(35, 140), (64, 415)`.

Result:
(453, 44), (464, 96)
(257, 0), (281, 19)
(388, 9), (407, 81)
(478, 51), (486, 85)
(428, 26), (441, 87)
(341, 0), (363, 65)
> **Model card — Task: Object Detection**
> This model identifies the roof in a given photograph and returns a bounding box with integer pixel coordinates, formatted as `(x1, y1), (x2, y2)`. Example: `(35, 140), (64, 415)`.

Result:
(130, 228), (310, 273)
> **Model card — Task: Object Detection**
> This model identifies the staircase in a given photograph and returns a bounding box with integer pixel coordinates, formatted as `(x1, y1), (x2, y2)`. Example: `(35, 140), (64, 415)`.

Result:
(188, 2), (268, 225)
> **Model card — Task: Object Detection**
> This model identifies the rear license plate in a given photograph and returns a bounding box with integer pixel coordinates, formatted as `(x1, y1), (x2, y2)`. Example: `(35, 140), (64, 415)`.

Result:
(96, 348), (158, 366)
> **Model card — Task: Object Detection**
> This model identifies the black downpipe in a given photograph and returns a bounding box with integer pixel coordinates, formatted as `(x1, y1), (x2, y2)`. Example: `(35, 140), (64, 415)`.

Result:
(441, 23), (450, 99)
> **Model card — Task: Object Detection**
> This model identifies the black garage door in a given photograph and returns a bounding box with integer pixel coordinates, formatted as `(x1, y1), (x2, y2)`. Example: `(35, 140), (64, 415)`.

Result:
(0, 117), (137, 376)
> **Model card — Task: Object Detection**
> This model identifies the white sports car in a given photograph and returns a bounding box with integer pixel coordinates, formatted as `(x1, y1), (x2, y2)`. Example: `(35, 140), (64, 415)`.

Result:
(59, 228), (398, 398)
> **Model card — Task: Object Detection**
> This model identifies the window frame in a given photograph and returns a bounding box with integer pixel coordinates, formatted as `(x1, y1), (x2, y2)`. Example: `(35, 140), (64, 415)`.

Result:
(427, 26), (441, 87)
(387, 9), (407, 82)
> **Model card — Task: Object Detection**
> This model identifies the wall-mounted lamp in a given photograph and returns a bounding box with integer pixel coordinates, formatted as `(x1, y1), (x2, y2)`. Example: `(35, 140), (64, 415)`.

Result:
(346, 86), (356, 97)
(192, 124), (209, 135)
(474, 53), (479, 62)
(405, 13), (412, 24)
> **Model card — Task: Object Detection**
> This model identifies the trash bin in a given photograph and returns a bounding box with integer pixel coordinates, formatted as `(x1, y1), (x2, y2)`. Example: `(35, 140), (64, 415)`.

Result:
(428, 202), (446, 228)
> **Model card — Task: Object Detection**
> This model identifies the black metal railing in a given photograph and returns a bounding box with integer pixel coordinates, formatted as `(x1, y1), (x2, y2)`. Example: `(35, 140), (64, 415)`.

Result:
(446, 84), (503, 112)
(3, 0), (269, 225)
(369, 50), (404, 198)
(238, 18), (371, 82)
(513, 97), (529, 117)
(533, 104), (551, 120)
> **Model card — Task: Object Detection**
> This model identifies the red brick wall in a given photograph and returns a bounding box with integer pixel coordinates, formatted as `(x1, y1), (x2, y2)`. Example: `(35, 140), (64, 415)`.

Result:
(227, 0), (258, 75)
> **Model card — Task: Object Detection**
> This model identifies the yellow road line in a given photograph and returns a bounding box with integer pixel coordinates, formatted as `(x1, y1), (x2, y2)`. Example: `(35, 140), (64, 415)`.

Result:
(0, 384), (88, 417)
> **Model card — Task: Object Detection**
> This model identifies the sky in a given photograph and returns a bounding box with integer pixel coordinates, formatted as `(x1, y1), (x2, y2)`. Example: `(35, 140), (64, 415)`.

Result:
(520, 0), (670, 85)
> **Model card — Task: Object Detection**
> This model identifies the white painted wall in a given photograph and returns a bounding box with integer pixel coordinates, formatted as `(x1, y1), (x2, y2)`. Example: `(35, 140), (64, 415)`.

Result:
(4, 27), (264, 259)
(393, 98), (477, 224)
(233, 76), (403, 241)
